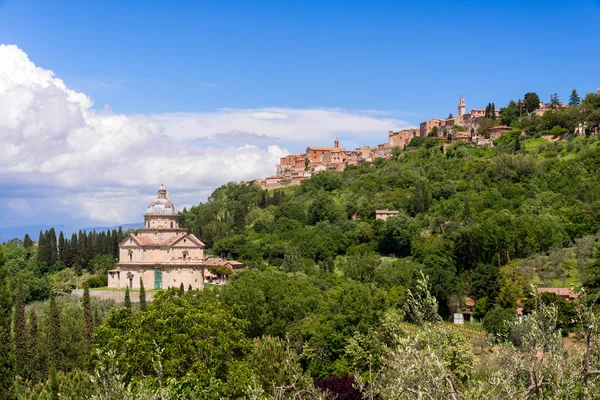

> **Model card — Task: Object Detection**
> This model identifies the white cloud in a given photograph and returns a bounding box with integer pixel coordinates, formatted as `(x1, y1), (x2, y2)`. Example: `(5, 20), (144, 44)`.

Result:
(0, 44), (413, 226)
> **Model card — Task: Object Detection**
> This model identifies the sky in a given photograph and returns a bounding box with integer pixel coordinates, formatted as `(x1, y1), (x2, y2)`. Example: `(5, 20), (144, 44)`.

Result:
(1, 0), (599, 233)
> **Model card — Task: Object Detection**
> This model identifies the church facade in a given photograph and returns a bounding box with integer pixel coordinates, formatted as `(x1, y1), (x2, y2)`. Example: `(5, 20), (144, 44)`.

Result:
(108, 185), (205, 290)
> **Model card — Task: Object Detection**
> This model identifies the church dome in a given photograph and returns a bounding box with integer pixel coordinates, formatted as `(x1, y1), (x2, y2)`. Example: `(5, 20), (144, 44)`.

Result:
(145, 184), (177, 215)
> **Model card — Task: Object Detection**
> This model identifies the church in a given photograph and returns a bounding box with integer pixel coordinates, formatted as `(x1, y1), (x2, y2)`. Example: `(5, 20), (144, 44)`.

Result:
(108, 184), (206, 290)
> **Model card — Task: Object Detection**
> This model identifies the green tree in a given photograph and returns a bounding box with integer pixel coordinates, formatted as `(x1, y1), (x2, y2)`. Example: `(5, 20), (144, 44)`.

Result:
(413, 181), (429, 214)
(27, 308), (38, 382)
(139, 278), (147, 312)
(0, 253), (15, 398)
(550, 93), (560, 110)
(307, 192), (340, 225)
(462, 198), (472, 223)
(514, 134), (521, 152)
(23, 234), (34, 248)
(483, 306), (515, 338)
(83, 286), (94, 355)
(179, 282), (184, 295)
(48, 293), (61, 370)
(14, 281), (27, 378)
(497, 261), (529, 309)
(94, 289), (252, 397)
(124, 287), (132, 312)
(405, 271), (442, 325)
(524, 92), (541, 114)
(568, 89), (581, 106)
(282, 246), (302, 273)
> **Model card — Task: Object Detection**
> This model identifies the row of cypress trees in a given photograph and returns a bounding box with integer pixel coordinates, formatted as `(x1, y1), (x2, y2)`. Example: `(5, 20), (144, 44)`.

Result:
(0, 262), (97, 398)
(27, 227), (126, 272)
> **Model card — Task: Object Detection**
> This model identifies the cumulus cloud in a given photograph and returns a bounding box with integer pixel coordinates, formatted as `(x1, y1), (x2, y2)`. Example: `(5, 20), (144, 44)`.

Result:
(0, 44), (413, 227)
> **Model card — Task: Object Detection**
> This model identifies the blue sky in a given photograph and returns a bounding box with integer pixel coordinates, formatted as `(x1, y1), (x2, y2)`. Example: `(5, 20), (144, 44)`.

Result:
(2, 0), (598, 117)
(0, 0), (599, 234)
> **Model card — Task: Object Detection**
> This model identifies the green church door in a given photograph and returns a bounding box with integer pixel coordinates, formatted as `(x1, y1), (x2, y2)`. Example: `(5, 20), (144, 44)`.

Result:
(154, 268), (162, 289)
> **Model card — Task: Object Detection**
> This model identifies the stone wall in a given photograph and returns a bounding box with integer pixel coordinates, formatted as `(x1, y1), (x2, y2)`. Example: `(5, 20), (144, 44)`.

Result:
(72, 289), (156, 303)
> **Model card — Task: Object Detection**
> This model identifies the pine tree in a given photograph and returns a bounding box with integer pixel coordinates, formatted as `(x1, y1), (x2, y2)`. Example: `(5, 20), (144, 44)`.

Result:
(179, 282), (185, 295)
(48, 294), (61, 370)
(0, 258), (15, 398)
(23, 234), (34, 248)
(139, 278), (147, 312)
(124, 287), (132, 312)
(83, 286), (93, 355)
(14, 281), (27, 378)
(27, 308), (38, 382)
(569, 89), (581, 106)
(550, 93), (560, 109)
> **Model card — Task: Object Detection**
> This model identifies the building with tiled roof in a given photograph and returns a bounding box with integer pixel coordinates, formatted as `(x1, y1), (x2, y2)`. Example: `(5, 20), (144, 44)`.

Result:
(108, 184), (206, 290)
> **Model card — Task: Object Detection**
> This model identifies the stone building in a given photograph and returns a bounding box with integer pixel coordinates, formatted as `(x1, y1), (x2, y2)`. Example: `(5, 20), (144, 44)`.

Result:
(108, 185), (205, 290)
(388, 129), (419, 149)
(375, 209), (400, 221)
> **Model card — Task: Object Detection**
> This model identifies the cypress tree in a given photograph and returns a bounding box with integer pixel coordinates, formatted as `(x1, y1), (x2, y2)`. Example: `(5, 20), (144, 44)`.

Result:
(124, 287), (132, 312)
(0, 256), (15, 398)
(49, 364), (59, 400)
(462, 198), (472, 224)
(48, 294), (61, 370)
(514, 135), (522, 152)
(23, 234), (34, 248)
(188, 284), (193, 292)
(58, 232), (65, 262)
(139, 278), (147, 312)
(14, 281), (27, 378)
(27, 308), (38, 382)
(112, 229), (119, 259)
(117, 226), (124, 242)
(38, 230), (49, 266)
(83, 286), (93, 355)
(48, 228), (58, 266)
(179, 282), (185, 295)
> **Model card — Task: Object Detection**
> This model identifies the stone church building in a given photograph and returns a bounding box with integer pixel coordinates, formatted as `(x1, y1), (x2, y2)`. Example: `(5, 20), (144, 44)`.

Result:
(108, 185), (205, 290)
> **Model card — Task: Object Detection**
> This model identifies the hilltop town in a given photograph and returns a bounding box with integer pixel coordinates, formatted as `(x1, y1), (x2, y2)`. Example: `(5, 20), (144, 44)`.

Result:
(251, 91), (600, 190)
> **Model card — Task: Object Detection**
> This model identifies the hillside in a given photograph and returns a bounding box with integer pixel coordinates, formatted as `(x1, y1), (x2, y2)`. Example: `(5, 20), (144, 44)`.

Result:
(181, 134), (600, 317)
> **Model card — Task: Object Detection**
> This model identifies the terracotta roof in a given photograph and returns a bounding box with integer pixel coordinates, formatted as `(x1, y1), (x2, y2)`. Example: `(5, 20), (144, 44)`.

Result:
(490, 125), (511, 131)
(161, 234), (184, 246)
(130, 235), (158, 246)
(307, 147), (334, 151)
(538, 287), (575, 298)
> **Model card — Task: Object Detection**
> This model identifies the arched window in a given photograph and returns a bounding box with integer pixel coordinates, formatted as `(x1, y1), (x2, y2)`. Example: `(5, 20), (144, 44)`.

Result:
(128, 250), (133, 261)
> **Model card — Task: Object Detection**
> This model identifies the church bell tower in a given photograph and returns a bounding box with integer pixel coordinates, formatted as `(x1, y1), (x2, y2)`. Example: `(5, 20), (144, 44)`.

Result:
(458, 97), (466, 118)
